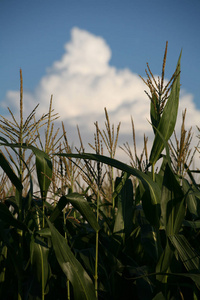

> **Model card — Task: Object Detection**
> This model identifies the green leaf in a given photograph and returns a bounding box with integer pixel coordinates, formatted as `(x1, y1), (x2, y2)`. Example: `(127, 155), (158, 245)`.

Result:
(161, 163), (185, 236)
(139, 218), (159, 264)
(149, 51), (182, 165)
(169, 234), (200, 280)
(156, 239), (174, 283)
(182, 178), (200, 220)
(183, 220), (200, 229)
(36, 228), (51, 238)
(50, 194), (100, 232)
(112, 172), (130, 200)
(0, 142), (52, 200)
(47, 219), (96, 300)
(113, 176), (134, 245)
(156, 162), (185, 283)
(0, 203), (27, 231)
(30, 236), (50, 295)
(171, 273), (200, 287)
(0, 152), (22, 191)
(30, 146), (52, 200)
(0, 245), (7, 283)
(56, 153), (161, 227)
(126, 265), (154, 299)
(138, 179), (160, 228)
(150, 92), (160, 135)
(152, 292), (165, 300)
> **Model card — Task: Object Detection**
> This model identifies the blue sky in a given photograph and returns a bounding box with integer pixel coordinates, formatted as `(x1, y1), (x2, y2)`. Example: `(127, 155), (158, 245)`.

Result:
(0, 0), (200, 158)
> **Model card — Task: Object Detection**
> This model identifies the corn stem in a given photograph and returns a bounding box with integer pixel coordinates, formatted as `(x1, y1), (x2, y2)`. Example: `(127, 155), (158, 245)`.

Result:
(94, 189), (100, 299)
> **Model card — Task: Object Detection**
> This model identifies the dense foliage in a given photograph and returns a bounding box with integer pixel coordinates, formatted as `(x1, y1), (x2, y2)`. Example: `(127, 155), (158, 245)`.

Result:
(1, 44), (200, 299)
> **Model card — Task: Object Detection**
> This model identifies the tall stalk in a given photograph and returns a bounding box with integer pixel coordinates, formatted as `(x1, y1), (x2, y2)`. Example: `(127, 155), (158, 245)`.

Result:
(19, 69), (23, 221)
(152, 163), (155, 182)
(60, 151), (71, 300)
(95, 189), (100, 299)
(18, 69), (24, 300)
(63, 207), (71, 300)
(94, 109), (120, 209)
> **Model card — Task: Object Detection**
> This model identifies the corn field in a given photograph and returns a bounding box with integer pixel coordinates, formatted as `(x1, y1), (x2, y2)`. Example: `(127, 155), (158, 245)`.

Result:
(1, 43), (200, 299)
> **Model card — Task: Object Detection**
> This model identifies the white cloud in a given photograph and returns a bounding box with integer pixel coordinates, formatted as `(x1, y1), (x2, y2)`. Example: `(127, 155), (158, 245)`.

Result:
(51, 27), (111, 75)
(2, 27), (200, 164)
(35, 27), (148, 127)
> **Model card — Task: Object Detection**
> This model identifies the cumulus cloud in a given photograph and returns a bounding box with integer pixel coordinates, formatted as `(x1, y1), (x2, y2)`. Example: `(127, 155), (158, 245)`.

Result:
(2, 27), (200, 163)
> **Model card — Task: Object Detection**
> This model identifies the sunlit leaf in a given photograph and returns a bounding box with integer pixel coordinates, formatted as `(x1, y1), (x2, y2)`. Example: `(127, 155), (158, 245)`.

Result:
(47, 219), (96, 300)
(30, 146), (52, 200)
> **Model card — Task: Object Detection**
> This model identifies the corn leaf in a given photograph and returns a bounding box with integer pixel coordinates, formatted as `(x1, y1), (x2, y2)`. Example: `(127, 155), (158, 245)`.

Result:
(0, 142), (52, 200)
(183, 220), (200, 229)
(50, 194), (100, 232)
(149, 51), (181, 165)
(0, 245), (7, 283)
(56, 153), (161, 227)
(152, 292), (165, 300)
(156, 159), (185, 283)
(150, 92), (160, 135)
(0, 203), (27, 231)
(138, 179), (160, 228)
(30, 236), (50, 295)
(0, 152), (22, 191)
(137, 209), (160, 264)
(169, 234), (200, 285)
(47, 219), (96, 300)
(113, 177), (134, 245)
(112, 172), (130, 200)
(161, 163), (185, 236)
(182, 178), (200, 220)
(30, 146), (52, 200)
(156, 239), (174, 283)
